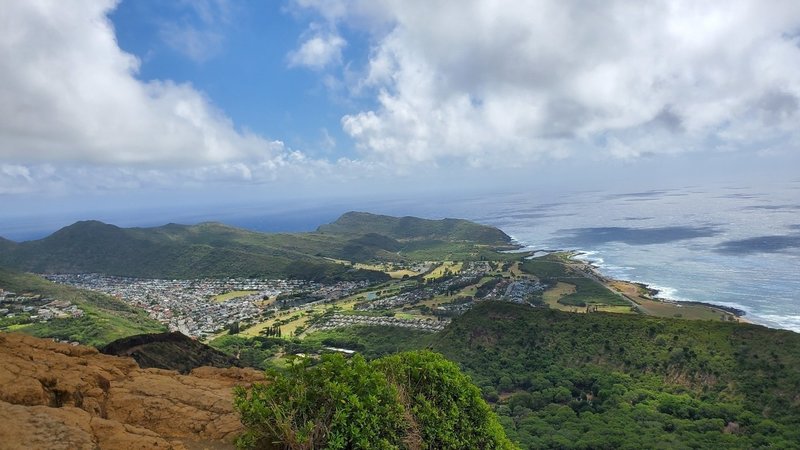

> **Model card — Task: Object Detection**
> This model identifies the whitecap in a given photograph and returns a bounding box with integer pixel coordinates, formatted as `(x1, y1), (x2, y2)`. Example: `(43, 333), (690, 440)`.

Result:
(753, 314), (800, 333)
(704, 301), (752, 314)
(636, 283), (694, 303)
(572, 251), (605, 266)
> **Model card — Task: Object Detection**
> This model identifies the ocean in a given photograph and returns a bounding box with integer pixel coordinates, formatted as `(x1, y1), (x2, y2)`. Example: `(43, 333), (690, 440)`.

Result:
(441, 182), (800, 332)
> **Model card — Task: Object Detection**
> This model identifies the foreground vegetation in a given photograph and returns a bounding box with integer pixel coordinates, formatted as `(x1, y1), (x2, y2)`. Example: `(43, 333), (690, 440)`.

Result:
(441, 302), (800, 448)
(234, 350), (514, 449)
(283, 302), (800, 449)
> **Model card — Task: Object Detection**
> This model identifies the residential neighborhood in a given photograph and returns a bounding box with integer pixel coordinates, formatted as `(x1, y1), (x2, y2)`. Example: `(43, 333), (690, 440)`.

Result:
(15, 259), (546, 340)
(0, 288), (84, 325)
(313, 313), (448, 333)
(42, 274), (370, 338)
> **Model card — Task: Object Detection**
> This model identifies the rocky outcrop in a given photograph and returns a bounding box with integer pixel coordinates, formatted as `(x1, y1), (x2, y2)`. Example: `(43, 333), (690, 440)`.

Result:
(99, 332), (242, 374)
(0, 333), (264, 449)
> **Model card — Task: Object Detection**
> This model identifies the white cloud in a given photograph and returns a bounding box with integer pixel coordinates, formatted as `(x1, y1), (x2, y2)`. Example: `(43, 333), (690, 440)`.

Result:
(0, 153), (387, 197)
(296, 0), (800, 166)
(0, 0), (284, 168)
(288, 25), (347, 70)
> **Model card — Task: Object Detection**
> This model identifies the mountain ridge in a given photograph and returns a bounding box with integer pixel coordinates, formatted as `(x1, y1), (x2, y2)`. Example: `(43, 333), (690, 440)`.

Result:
(0, 212), (515, 280)
(318, 210), (512, 244)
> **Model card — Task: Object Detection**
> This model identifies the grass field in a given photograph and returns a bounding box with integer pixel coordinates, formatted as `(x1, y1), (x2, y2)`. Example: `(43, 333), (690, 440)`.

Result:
(386, 269), (418, 279)
(541, 282), (633, 314)
(212, 290), (257, 303)
(354, 263), (419, 279)
(326, 258), (421, 279)
(240, 309), (320, 337)
(239, 319), (276, 337)
(424, 262), (463, 281)
(543, 282), (577, 311)
(595, 305), (636, 314)
(608, 280), (736, 321)
(520, 257), (570, 280)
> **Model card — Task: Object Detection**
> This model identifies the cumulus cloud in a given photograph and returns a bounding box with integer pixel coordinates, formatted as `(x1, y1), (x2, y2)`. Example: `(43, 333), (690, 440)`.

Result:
(294, 0), (800, 165)
(288, 24), (347, 70)
(0, 0), (283, 168)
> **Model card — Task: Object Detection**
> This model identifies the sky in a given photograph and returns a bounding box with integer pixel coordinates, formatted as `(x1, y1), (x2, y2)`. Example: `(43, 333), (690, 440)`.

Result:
(2, 0), (800, 238)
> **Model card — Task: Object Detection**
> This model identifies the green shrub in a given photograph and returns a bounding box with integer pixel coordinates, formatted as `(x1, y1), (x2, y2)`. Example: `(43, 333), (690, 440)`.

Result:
(374, 351), (516, 450)
(234, 351), (516, 449)
(234, 353), (406, 449)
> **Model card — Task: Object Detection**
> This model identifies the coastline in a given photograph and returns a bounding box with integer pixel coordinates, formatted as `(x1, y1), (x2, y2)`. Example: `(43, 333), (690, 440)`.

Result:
(610, 277), (748, 318)
(527, 249), (750, 323)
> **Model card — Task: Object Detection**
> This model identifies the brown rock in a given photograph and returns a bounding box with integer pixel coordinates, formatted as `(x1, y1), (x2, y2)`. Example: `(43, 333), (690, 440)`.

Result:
(0, 333), (265, 449)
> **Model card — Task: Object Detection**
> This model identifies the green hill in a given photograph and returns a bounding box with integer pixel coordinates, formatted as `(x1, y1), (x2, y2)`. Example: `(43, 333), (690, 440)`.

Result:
(318, 211), (513, 245)
(301, 302), (800, 448)
(0, 213), (516, 280)
(441, 303), (800, 447)
(0, 236), (14, 252)
(0, 268), (165, 346)
(0, 220), (386, 280)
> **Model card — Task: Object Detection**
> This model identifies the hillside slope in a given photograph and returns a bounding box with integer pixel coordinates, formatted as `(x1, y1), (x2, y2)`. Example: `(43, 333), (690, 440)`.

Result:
(0, 268), (165, 346)
(433, 302), (800, 448)
(0, 236), (14, 252)
(303, 301), (800, 448)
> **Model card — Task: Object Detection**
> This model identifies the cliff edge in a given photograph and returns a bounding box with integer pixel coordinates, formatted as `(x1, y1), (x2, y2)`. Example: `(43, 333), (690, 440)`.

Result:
(0, 332), (264, 449)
